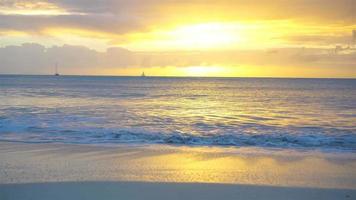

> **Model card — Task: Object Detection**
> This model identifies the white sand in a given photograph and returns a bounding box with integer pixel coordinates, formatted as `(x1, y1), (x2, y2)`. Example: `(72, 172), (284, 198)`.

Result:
(0, 142), (355, 199)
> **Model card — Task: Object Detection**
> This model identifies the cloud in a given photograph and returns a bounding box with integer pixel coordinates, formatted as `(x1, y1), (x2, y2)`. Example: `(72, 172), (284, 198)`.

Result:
(0, 0), (354, 52)
(50, 0), (355, 22)
(281, 34), (355, 46)
(1, 1), (354, 77)
(0, 13), (144, 35)
(0, 0), (69, 15)
(0, 0), (355, 35)
(0, 43), (135, 74)
(0, 43), (355, 77)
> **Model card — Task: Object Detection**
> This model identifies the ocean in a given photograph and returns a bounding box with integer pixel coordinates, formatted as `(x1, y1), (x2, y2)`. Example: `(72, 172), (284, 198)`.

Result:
(0, 75), (355, 152)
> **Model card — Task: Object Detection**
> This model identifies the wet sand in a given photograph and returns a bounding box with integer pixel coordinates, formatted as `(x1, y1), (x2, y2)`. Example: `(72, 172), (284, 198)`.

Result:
(0, 142), (355, 199)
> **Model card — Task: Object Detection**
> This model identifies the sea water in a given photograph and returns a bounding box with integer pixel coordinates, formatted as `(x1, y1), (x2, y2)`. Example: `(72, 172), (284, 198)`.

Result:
(0, 75), (355, 151)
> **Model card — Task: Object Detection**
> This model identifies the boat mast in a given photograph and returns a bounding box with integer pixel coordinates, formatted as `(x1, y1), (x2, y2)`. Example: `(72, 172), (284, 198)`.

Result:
(55, 62), (59, 76)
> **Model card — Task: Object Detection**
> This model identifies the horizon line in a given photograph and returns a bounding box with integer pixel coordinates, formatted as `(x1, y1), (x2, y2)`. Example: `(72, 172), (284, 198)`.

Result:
(0, 73), (355, 79)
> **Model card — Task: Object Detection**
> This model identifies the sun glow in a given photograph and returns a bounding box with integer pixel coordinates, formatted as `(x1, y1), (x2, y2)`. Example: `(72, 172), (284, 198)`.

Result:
(165, 23), (241, 49)
(123, 23), (244, 51)
(184, 66), (224, 77)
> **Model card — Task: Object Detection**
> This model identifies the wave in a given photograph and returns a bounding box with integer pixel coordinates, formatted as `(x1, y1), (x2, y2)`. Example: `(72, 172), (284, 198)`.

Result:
(0, 127), (355, 151)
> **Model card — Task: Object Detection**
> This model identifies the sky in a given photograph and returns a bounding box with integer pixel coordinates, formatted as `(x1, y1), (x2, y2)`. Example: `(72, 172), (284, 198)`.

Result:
(0, 0), (355, 77)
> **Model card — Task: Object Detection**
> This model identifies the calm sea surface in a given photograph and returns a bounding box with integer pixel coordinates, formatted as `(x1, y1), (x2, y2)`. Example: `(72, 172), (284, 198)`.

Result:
(0, 75), (355, 151)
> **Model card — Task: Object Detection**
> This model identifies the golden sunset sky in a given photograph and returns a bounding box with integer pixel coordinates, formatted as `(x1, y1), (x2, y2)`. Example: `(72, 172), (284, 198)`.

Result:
(0, 0), (355, 77)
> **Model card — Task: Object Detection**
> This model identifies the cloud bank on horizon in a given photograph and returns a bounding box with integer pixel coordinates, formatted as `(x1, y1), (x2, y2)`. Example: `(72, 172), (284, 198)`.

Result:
(0, 0), (355, 77)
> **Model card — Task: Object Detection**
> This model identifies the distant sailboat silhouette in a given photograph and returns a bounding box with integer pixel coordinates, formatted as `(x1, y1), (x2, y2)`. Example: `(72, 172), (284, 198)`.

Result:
(54, 63), (59, 76)
(141, 71), (146, 77)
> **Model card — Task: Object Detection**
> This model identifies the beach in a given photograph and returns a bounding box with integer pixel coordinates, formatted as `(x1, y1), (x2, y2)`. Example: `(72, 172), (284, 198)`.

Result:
(0, 141), (355, 199)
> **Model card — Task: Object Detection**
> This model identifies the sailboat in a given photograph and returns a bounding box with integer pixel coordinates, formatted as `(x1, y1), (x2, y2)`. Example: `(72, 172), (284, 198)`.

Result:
(54, 63), (59, 76)
(141, 71), (146, 77)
